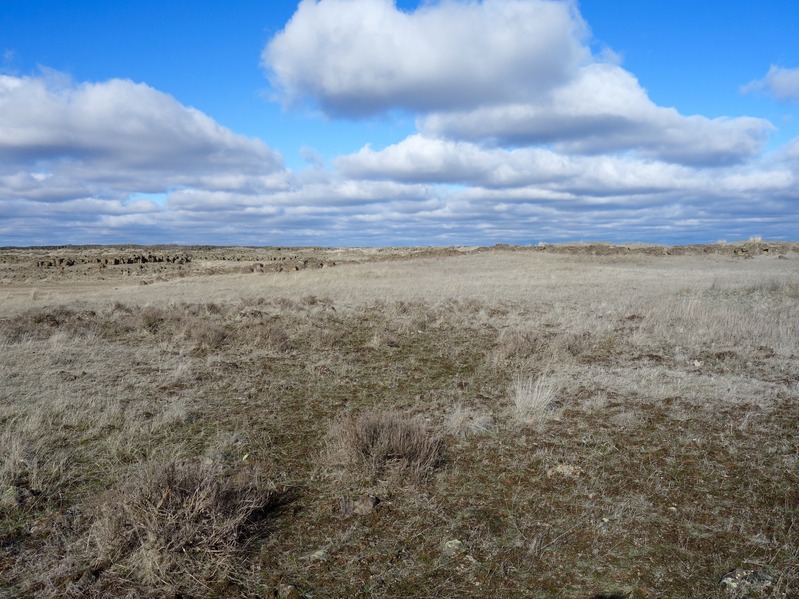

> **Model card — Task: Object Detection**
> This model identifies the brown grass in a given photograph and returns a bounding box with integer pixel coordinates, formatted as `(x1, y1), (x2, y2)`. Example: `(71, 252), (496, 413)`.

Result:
(1, 244), (798, 597)
(326, 410), (445, 484)
(80, 460), (278, 596)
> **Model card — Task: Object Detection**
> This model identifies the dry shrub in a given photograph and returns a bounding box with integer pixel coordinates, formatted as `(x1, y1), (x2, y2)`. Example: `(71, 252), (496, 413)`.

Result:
(0, 430), (73, 520)
(327, 410), (444, 483)
(86, 460), (277, 595)
(245, 322), (292, 352)
(1, 306), (95, 342)
(138, 305), (192, 338)
(138, 305), (167, 333)
(0, 437), (43, 516)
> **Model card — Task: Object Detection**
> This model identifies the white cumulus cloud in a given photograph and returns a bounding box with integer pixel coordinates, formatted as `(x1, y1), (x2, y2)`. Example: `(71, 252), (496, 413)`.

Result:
(0, 72), (286, 198)
(0, 71), (297, 245)
(742, 65), (799, 102)
(336, 133), (796, 199)
(263, 0), (590, 116)
(422, 63), (773, 166)
(264, 1), (773, 167)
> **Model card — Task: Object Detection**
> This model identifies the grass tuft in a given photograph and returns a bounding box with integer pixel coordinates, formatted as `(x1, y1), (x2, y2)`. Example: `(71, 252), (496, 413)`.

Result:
(511, 372), (559, 422)
(326, 410), (444, 484)
(82, 460), (278, 595)
(444, 404), (495, 437)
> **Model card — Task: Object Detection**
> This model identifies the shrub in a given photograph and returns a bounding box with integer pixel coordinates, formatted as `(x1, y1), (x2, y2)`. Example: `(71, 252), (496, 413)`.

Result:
(327, 410), (444, 483)
(85, 460), (277, 595)
(138, 305), (166, 333)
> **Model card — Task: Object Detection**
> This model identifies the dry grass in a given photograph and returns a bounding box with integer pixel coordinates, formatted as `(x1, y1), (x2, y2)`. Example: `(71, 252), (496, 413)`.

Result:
(82, 460), (278, 596)
(326, 410), (445, 484)
(510, 372), (560, 423)
(1, 244), (798, 597)
(444, 405), (495, 437)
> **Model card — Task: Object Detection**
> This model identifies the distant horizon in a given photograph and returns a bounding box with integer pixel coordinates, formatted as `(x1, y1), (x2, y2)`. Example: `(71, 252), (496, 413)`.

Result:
(2, 0), (798, 246)
(4, 237), (796, 252)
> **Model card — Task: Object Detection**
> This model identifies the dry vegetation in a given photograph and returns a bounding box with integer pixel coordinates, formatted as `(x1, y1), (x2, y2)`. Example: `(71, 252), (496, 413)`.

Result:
(1, 241), (798, 598)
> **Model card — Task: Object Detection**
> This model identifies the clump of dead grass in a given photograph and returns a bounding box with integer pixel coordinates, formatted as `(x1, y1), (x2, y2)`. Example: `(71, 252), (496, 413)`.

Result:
(326, 410), (444, 484)
(81, 459), (278, 596)
(491, 329), (549, 364)
(511, 372), (560, 423)
(444, 405), (495, 437)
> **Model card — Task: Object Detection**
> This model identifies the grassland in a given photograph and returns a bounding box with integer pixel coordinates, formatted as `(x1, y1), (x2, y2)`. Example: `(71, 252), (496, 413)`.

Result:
(1, 242), (798, 598)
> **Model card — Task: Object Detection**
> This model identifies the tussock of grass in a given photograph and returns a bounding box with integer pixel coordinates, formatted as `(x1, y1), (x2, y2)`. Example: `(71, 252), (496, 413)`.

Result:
(326, 410), (444, 484)
(511, 372), (559, 422)
(81, 460), (278, 596)
(491, 329), (549, 364)
(444, 405), (495, 437)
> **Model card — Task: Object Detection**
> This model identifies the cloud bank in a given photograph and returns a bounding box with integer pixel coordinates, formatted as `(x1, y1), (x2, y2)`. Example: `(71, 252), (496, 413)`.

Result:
(0, 73), (286, 196)
(2, 0), (797, 246)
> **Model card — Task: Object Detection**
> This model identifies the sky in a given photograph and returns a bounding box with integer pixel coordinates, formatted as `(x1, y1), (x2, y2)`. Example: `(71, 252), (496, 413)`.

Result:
(1, 0), (798, 247)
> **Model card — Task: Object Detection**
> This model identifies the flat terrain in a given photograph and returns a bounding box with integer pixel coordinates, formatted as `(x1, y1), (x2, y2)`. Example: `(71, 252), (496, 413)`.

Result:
(1, 242), (798, 598)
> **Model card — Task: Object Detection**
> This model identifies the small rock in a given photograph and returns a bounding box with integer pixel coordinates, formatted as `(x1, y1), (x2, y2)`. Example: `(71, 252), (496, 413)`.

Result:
(277, 583), (301, 599)
(339, 494), (381, 517)
(306, 549), (328, 562)
(720, 567), (784, 598)
(777, 254), (789, 260)
(442, 539), (465, 556)
(546, 464), (583, 478)
(353, 494), (380, 515)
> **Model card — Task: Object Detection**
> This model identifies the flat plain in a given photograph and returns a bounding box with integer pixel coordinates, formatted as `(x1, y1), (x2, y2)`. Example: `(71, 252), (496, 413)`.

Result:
(1, 241), (798, 598)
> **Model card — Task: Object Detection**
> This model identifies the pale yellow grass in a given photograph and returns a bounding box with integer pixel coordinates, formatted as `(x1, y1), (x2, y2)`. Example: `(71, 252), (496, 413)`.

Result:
(2, 246), (798, 597)
(3, 250), (797, 316)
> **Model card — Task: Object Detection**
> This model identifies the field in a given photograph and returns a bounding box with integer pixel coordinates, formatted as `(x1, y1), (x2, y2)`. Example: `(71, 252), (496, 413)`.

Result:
(1, 241), (798, 598)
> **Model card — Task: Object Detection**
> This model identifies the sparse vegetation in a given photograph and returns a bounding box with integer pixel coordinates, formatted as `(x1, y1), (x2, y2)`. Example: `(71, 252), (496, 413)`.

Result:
(326, 410), (444, 484)
(1, 243), (798, 597)
(83, 460), (279, 596)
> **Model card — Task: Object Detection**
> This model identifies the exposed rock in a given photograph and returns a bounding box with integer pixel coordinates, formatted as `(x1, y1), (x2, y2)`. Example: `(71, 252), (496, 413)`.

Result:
(353, 494), (380, 515)
(277, 583), (302, 599)
(720, 567), (784, 598)
(546, 464), (584, 478)
(442, 538), (465, 556)
(338, 494), (380, 517)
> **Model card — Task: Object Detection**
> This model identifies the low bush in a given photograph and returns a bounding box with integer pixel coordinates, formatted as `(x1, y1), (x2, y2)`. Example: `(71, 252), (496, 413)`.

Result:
(84, 460), (277, 595)
(327, 410), (444, 484)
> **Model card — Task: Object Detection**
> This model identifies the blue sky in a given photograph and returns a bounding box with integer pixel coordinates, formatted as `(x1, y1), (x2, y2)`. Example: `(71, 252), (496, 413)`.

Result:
(1, 0), (798, 246)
